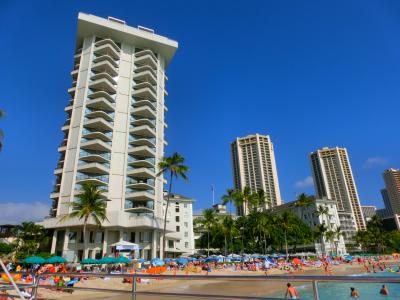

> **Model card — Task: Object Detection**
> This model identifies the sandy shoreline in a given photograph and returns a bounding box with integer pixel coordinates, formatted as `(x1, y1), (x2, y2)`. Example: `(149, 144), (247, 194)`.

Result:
(3, 260), (399, 299)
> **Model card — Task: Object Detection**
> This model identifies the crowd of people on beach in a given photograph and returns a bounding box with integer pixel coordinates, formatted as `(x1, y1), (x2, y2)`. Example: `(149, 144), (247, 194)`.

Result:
(1, 254), (399, 299)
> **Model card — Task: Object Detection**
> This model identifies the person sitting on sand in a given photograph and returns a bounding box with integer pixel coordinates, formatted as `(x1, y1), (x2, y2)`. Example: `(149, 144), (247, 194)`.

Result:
(285, 283), (299, 299)
(380, 285), (389, 296)
(350, 287), (359, 298)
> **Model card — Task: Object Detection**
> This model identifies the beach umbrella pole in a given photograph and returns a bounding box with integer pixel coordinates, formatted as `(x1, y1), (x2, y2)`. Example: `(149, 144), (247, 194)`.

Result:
(0, 258), (26, 300)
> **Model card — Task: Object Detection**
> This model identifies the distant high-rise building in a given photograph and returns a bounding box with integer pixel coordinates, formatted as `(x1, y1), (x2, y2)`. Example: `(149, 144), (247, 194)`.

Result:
(309, 147), (365, 241)
(383, 168), (400, 214)
(381, 188), (394, 216)
(361, 206), (377, 222)
(231, 134), (282, 215)
(41, 13), (178, 261)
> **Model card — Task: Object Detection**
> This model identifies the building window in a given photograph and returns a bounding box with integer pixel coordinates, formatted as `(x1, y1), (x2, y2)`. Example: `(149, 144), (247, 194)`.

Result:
(184, 222), (188, 228)
(175, 216), (180, 222)
(176, 226), (180, 232)
(130, 232), (136, 243)
(89, 231), (95, 243)
(185, 242), (189, 248)
(123, 232), (128, 241)
(69, 232), (77, 243)
(168, 240), (174, 248)
(175, 203), (180, 212)
(95, 231), (103, 244)
(184, 232), (188, 238)
(184, 204), (187, 208)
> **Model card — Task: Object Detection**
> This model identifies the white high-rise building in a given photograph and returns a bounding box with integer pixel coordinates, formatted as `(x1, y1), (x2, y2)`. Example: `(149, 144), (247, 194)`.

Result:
(41, 13), (178, 261)
(163, 193), (195, 257)
(310, 147), (365, 242)
(383, 168), (400, 214)
(231, 134), (282, 215)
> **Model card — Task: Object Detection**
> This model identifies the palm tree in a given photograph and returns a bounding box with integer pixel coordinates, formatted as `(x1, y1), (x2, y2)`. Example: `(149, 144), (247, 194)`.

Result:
(198, 208), (217, 256)
(238, 186), (252, 215)
(0, 109), (5, 151)
(316, 223), (327, 255)
(60, 182), (109, 259)
(221, 216), (235, 255)
(325, 230), (335, 255)
(280, 212), (294, 261)
(13, 222), (49, 256)
(334, 226), (342, 255)
(250, 190), (267, 213)
(157, 152), (189, 258)
(295, 193), (314, 220)
(221, 189), (235, 216)
(316, 205), (331, 229)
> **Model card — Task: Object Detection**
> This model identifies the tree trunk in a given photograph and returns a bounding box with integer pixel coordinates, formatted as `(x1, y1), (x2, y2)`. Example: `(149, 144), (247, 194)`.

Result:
(207, 230), (210, 256)
(83, 218), (88, 259)
(162, 171), (173, 259)
(224, 235), (227, 256)
(284, 231), (288, 261)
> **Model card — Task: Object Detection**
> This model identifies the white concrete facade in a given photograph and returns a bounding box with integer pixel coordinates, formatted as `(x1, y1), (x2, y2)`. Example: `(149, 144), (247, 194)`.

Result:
(273, 198), (347, 256)
(231, 134), (282, 215)
(163, 193), (195, 257)
(41, 13), (178, 261)
(310, 147), (365, 243)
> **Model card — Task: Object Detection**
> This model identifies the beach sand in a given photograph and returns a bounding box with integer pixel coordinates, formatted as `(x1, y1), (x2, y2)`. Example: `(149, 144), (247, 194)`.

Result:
(2, 260), (397, 299)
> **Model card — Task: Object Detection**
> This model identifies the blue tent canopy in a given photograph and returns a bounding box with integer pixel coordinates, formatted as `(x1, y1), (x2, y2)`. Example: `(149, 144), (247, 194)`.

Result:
(151, 258), (165, 266)
(177, 258), (188, 265)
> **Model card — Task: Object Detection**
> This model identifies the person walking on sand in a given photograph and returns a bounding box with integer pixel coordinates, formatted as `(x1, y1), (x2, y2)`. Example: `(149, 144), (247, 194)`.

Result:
(380, 285), (389, 296)
(285, 283), (299, 299)
(350, 287), (359, 298)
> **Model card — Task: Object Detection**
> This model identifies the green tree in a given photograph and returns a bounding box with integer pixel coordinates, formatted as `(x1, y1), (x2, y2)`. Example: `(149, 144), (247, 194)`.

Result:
(221, 189), (235, 216)
(196, 208), (217, 255)
(157, 152), (189, 258)
(12, 222), (49, 258)
(60, 182), (109, 259)
(295, 193), (314, 220)
(220, 216), (235, 255)
(334, 226), (342, 255)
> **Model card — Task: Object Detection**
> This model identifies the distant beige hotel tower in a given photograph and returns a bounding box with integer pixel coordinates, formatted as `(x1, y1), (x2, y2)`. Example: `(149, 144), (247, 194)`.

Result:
(231, 134), (282, 215)
(41, 13), (178, 261)
(383, 168), (400, 214)
(310, 147), (366, 241)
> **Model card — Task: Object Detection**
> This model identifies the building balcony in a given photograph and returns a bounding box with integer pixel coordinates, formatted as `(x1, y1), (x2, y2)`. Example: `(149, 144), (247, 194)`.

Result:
(124, 200), (154, 213)
(126, 177), (155, 189)
(93, 54), (119, 68)
(133, 82), (156, 94)
(71, 69), (79, 78)
(126, 167), (155, 179)
(95, 38), (121, 53)
(80, 138), (112, 152)
(88, 90), (116, 103)
(68, 86), (76, 98)
(89, 78), (117, 94)
(82, 128), (112, 142)
(54, 168), (63, 175)
(58, 145), (67, 153)
(86, 97), (115, 112)
(91, 72), (117, 85)
(127, 156), (155, 168)
(129, 125), (156, 138)
(125, 190), (155, 201)
(76, 173), (109, 186)
(50, 192), (60, 199)
(132, 69), (157, 85)
(132, 99), (157, 111)
(91, 60), (118, 77)
(80, 149), (111, 163)
(94, 43), (120, 60)
(85, 109), (115, 122)
(134, 51), (158, 69)
(127, 145), (155, 157)
(132, 87), (157, 101)
(129, 135), (156, 148)
(77, 161), (110, 174)
(61, 124), (70, 132)
(131, 105), (157, 119)
(84, 117), (114, 131)
(130, 117), (156, 128)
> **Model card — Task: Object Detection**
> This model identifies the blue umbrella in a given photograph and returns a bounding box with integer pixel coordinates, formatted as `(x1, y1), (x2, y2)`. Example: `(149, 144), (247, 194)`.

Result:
(164, 258), (173, 263)
(45, 256), (67, 264)
(151, 258), (165, 266)
(99, 257), (118, 264)
(81, 258), (98, 265)
(116, 257), (131, 264)
(23, 256), (46, 264)
(177, 258), (188, 265)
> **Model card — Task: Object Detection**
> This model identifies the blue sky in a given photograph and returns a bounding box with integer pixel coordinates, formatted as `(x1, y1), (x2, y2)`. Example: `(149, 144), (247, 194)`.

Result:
(1, 1), (399, 222)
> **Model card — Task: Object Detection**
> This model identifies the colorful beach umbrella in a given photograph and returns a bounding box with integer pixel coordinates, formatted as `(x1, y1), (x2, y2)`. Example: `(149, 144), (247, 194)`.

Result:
(99, 257), (118, 264)
(23, 256), (46, 264)
(116, 256), (130, 264)
(177, 258), (188, 265)
(45, 256), (67, 264)
(81, 258), (98, 265)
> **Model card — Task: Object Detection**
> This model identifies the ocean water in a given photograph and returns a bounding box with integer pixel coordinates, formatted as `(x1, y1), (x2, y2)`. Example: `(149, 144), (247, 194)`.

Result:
(272, 271), (400, 299)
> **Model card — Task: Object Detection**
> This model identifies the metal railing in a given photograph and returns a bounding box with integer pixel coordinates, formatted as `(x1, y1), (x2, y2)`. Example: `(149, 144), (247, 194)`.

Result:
(1, 271), (400, 300)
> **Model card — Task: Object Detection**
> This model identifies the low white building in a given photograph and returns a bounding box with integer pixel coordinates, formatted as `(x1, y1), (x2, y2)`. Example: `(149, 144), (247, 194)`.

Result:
(163, 193), (195, 257)
(272, 197), (347, 256)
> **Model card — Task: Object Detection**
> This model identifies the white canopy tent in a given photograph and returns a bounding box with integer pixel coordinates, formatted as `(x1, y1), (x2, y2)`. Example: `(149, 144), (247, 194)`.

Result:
(110, 241), (140, 251)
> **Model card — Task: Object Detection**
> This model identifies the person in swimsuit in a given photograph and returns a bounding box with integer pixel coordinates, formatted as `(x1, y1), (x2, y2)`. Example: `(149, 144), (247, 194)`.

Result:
(350, 287), (359, 298)
(285, 283), (299, 299)
(380, 285), (389, 296)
